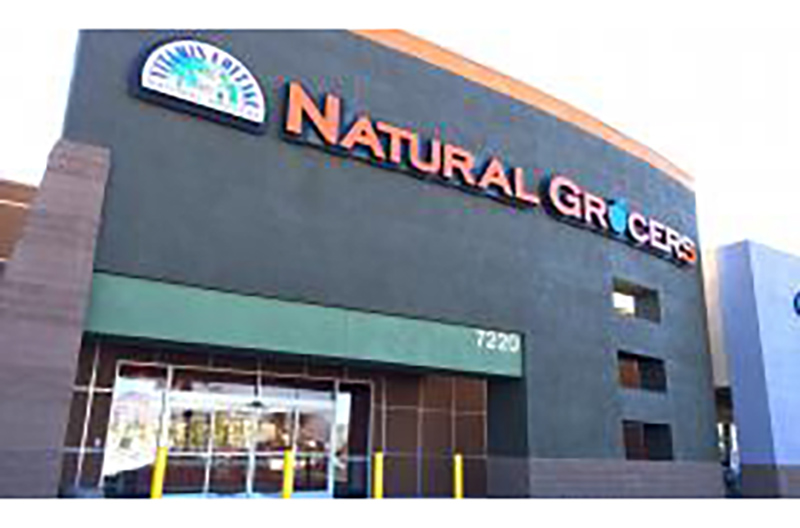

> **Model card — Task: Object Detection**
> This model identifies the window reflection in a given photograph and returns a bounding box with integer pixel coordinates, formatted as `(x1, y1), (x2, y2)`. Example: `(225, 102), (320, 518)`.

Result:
(213, 409), (254, 452)
(254, 411), (294, 452)
(334, 392), (351, 486)
(295, 455), (329, 492)
(168, 408), (210, 452)
(296, 409), (333, 454)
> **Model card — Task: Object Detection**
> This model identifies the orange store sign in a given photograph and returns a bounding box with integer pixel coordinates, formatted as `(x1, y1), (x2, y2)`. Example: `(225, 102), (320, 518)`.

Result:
(283, 81), (540, 207)
(281, 81), (696, 267)
(130, 38), (695, 267)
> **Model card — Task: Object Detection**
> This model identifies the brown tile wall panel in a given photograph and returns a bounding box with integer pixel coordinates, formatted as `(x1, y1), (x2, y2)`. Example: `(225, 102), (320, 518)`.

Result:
(344, 366), (374, 382)
(306, 360), (346, 379)
(370, 376), (385, 407)
(93, 341), (169, 388)
(73, 339), (96, 386)
(94, 349), (119, 389)
(385, 408), (419, 454)
(264, 354), (306, 376)
(421, 456), (452, 497)
(421, 410), (453, 455)
(463, 457), (488, 498)
(371, 403), (384, 452)
(209, 351), (259, 372)
(455, 413), (486, 456)
(63, 391), (88, 449)
(344, 383), (372, 456)
(161, 349), (211, 368)
(116, 343), (163, 364)
(0, 140), (110, 496)
(421, 375), (453, 410)
(455, 377), (486, 413)
(385, 373), (420, 408)
(384, 455), (418, 497)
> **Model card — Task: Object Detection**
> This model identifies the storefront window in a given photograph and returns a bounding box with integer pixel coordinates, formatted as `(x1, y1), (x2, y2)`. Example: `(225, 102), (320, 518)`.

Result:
(99, 359), (363, 497)
(254, 410), (294, 451)
(168, 408), (211, 452)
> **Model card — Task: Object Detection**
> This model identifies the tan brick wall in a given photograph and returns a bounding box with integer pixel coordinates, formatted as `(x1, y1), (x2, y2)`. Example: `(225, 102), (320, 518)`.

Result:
(0, 140), (110, 497)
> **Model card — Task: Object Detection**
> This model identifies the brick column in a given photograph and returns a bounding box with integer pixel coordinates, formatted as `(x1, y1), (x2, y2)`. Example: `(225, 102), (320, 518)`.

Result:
(0, 140), (110, 497)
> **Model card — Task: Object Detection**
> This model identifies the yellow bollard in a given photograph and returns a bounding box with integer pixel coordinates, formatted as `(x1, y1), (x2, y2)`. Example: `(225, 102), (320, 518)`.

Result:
(372, 452), (384, 499)
(453, 453), (464, 499)
(281, 449), (295, 499)
(150, 446), (169, 499)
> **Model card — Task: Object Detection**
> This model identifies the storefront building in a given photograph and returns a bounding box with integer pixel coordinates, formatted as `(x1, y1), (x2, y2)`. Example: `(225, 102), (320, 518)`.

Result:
(706, 240), (800, 497)
(0, 30), (722, 498)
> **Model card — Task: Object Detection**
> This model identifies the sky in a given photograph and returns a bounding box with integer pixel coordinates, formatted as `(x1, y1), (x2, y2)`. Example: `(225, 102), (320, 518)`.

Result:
(1, 2), (799, 257)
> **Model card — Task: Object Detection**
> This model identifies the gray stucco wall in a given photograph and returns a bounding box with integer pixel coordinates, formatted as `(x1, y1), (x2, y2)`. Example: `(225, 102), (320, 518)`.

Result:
(61, 30), (719, 493)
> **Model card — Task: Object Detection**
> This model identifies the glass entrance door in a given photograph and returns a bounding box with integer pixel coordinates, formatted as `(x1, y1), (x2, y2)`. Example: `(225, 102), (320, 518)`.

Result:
(101, 363), (351, 498)
(163, 384), (338, 497)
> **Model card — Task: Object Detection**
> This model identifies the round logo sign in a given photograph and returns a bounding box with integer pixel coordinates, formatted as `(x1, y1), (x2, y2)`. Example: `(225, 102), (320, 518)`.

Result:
(139, 39), (266, 130)
(794, 291), (800, 316)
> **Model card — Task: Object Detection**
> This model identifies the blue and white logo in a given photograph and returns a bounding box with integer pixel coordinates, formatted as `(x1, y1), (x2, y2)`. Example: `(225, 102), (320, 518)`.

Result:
(794, 291), (800, 317)
(139, 39), (266, 128)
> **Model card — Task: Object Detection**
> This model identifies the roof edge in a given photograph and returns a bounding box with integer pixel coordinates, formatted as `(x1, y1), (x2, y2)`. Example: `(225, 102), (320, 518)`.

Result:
(351, 30), (694, 190)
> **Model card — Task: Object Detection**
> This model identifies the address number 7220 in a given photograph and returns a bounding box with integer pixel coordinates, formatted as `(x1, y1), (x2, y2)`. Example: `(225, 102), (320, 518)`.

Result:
(474, 329), (521, 353)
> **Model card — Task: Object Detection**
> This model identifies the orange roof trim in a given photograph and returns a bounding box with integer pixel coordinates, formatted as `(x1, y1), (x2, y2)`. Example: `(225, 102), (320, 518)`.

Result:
(351, 30), (694, 190)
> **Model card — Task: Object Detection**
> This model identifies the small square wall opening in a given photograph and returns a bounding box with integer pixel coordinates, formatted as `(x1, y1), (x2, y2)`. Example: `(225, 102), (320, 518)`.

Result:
(612, 278), (661, 323)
